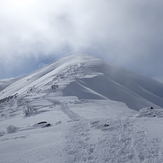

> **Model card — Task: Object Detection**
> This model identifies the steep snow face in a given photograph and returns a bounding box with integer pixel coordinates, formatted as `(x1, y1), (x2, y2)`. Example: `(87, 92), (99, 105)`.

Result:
(1, 54), (163, 110)
(63, 76), (160, 110)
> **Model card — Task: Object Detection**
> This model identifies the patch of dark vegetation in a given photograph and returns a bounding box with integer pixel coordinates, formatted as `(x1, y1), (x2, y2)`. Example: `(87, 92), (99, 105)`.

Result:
(38, 121), (47, 124)
(44, 123), (51, 127)
(35, 121), (52, 128)
(51, 85), (59, 90)
(104, 124), (109, 127)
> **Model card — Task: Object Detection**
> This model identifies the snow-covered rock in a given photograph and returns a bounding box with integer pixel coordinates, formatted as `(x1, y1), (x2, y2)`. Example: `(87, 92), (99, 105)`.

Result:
(136, 107), (156, 117)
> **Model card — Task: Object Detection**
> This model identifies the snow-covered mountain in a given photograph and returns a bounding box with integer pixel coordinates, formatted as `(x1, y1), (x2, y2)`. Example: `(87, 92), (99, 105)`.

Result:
(1, 54), (163, 110)
(1, 54), (163, 163)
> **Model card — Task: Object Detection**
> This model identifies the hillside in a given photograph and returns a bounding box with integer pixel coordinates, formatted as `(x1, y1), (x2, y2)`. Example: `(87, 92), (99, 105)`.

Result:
(1, 54), (163, 110)
(1, 54), (163, 163)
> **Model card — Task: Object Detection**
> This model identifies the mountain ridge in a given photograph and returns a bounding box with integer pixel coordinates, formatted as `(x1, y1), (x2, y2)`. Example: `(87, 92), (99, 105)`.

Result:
(0, 54), (163, 110)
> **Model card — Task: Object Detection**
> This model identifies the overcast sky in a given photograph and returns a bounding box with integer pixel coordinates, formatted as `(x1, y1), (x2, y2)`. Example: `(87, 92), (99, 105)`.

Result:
(0, 0), (163, 82)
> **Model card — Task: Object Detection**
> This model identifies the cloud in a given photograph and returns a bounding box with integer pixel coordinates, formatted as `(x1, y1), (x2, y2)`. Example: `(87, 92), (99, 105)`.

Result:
(0, 0), (163, 81)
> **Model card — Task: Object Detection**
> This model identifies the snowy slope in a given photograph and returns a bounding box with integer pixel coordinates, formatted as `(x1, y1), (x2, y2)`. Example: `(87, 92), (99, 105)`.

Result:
(1, 54), (163, 110)
(1, 54), (163, 163)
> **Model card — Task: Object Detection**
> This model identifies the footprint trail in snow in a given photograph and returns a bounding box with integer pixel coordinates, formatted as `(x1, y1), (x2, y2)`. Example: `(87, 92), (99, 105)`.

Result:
(64, 116), (163, 163)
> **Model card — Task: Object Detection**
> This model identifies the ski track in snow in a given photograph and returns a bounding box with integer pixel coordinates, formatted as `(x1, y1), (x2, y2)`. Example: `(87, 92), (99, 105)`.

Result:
(61, 103), (81, 121)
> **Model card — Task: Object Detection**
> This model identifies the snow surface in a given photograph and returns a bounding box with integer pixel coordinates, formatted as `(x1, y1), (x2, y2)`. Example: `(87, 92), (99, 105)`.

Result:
(1, 54), (163, 163)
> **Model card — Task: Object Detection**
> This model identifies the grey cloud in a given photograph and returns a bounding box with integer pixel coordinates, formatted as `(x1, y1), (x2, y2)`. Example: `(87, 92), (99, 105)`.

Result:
(0, 0), (163, 81)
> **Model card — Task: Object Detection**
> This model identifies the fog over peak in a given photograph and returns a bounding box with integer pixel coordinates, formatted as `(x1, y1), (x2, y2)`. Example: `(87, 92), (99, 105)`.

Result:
(0, 0), (163, 82)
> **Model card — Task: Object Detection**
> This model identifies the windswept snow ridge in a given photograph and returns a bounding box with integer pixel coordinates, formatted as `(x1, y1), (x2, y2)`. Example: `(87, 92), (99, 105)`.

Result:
(1, 54), (163, 110)
(1, 54), (163, 163)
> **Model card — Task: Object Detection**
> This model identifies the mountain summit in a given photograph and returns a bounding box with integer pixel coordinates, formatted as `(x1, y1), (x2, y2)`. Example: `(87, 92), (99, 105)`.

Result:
(0, 54), (163, 110)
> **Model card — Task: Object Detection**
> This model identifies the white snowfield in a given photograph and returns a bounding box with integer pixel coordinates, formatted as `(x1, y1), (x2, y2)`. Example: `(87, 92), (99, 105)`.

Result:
(0, 54), (163, 163)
